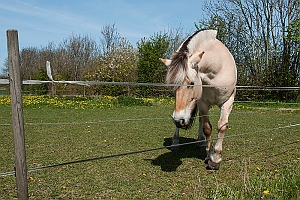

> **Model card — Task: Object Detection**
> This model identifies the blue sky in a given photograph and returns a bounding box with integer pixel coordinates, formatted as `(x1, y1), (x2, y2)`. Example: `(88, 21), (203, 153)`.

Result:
(0, 0), (207, 73)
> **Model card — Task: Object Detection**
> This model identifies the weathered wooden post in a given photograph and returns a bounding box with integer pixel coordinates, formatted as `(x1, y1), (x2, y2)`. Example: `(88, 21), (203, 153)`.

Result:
(7, 29), (29, 200)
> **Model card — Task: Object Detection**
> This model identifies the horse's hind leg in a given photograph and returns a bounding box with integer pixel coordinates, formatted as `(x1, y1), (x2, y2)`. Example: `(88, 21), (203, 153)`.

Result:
(208, 93), (235, 170)
(197, 104), (212, 159)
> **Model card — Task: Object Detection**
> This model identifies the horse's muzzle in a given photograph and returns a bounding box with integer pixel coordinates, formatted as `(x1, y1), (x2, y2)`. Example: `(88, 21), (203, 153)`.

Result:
(172, 117), (189, 129)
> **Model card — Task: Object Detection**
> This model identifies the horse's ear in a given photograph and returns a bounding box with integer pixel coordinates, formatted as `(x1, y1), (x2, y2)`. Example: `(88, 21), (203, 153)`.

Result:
(190, 51), (205, 70)
(159, 58), (172, 66)
(198, 51), (205, 59)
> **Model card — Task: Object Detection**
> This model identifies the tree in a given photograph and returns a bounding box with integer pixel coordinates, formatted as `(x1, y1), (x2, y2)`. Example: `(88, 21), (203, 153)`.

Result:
(164, 25), (189, 58)
(286, 18), (300, 43)
(29, 67), (49, 95)
(136, 33), (170, 96)
(85, 38), (138, 96)
(20, 47), (40, 80)
(1, 58), (8, 77)
(99, 23), (121, 55)
(83, 24), (137, 96)
(59, 34), (98, 81)
(17, 34), (99, 95)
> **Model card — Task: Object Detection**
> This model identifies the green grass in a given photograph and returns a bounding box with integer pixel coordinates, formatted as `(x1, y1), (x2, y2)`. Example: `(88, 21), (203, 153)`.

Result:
(0, 96), (299, 199)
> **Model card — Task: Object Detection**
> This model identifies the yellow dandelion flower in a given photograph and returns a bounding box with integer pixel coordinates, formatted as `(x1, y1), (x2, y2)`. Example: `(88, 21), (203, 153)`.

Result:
(256, 167), (261, 171)
(114, 138), (117, 140)
(263, 190), (269, 195)
(142, 173), (147, 177)
(29, 176), (34, 181)
(275, 169), (279, 173)
(103, 140), (107, 142)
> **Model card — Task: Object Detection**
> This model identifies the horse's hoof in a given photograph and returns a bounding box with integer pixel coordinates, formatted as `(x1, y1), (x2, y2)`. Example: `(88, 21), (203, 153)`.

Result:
(207, 160), (220, 170)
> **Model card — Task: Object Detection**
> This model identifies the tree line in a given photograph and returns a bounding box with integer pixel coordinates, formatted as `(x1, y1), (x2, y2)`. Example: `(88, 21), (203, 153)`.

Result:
(2, 0), (299, 101)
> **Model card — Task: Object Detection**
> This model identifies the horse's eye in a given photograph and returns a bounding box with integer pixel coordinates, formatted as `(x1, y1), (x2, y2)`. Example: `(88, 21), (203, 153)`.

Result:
(188, 82), (194, 88)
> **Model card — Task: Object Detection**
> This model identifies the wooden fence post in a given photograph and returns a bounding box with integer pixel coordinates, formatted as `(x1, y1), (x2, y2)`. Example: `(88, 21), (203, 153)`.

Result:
(7, 29), (29, 200)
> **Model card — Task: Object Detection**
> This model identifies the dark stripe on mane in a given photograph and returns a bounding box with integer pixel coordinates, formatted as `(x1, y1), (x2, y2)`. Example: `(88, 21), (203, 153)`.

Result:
(179, 29), (205, 52)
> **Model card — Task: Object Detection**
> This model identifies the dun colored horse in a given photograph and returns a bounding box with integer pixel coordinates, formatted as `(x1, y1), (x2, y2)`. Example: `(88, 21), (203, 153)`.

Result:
(160, 30), (237, 170)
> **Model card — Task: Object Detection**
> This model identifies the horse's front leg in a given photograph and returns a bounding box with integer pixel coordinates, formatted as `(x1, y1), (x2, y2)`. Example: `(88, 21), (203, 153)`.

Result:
(207, 120), (227, 170)
(171, 127), (180, 151)
(208, 94), (235, 170)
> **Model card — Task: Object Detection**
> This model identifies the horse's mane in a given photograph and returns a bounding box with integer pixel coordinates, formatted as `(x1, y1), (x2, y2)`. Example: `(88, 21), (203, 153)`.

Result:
(166, 51), (189, 85)
(166, 29), (217, 85)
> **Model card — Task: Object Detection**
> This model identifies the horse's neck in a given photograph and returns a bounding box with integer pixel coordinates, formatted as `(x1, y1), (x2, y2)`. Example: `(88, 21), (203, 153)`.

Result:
(199, 40), (236, 86)
(187, 31), (217, 54)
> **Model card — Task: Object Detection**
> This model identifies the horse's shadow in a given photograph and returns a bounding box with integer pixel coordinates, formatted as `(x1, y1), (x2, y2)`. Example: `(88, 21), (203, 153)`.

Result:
(146, 137), (207, 172)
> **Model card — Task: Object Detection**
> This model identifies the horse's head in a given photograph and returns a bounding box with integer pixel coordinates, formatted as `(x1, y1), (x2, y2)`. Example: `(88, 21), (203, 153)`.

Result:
(160, 51), (204, 129)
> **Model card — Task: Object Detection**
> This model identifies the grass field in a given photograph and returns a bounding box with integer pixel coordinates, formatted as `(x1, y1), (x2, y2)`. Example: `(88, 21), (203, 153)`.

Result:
(0, 96), (299, 199)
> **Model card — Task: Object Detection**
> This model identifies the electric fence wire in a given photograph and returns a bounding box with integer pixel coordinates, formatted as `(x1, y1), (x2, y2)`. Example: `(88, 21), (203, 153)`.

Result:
(0, 79), (299, 177)
(1, 79), (300, 90)
(1, 107), (299, 127)
(0, 123), (299, 177)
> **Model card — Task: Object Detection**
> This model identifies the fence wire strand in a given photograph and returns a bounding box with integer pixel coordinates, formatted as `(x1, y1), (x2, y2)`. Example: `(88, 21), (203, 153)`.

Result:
(1, 106), (299, 127)
(0, 79), (299, 177)
(0, 123), (299, 177)
(1, 79), (300, 91)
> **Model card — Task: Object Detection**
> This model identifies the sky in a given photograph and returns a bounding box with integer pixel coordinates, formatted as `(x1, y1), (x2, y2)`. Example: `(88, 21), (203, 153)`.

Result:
(0, 0), (207, 74)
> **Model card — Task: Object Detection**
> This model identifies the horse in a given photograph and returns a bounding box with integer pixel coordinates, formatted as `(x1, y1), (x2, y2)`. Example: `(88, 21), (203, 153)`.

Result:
(160, 29), (237, 170)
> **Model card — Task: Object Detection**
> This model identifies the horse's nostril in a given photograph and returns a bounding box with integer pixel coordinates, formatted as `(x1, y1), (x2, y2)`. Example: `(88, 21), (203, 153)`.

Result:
(180, 119), (185, 126)
(172, 116), (187, 128)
